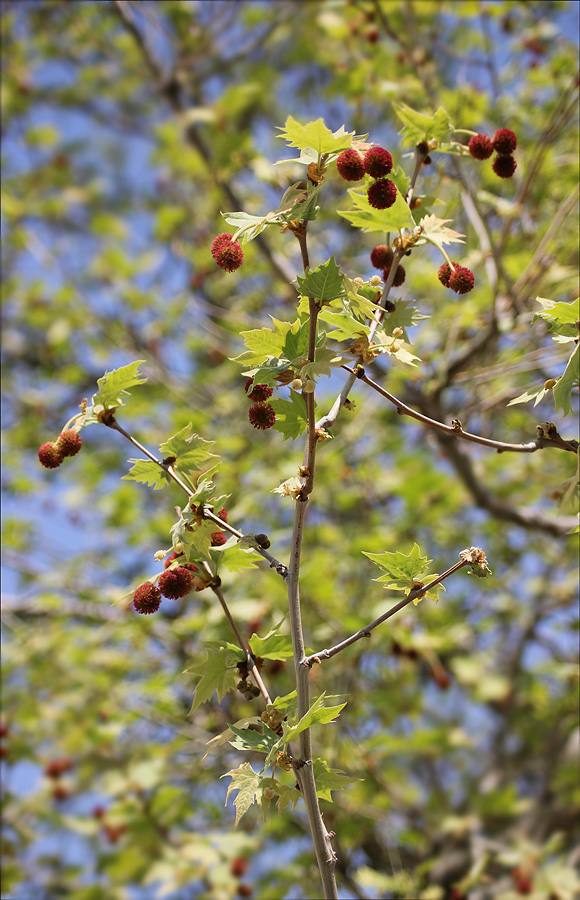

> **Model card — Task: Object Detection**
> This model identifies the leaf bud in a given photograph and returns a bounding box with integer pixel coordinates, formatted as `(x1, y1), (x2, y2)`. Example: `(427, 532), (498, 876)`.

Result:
(290, 378), (303, 391)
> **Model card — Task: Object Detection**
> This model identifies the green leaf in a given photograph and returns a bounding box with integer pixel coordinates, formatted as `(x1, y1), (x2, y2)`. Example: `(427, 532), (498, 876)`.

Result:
(159, 424), (219, 476)
(92, 360), (147, 409)
(276, 783), (301, 814)
(221, 210), (271, 244)
(337, 187), (415, 233)
(188, 649), (238, 713)
(249, 625), (294, 660)
(241, 357), (291, 386)
(363, 543), (432, 591)
(382, 300), (429, 343)
(237, 318), (291, 365)
(221, 762), (264, 826)
(533, 296), (580, 338)
(283, 693), (346, 743)
(554, 343), (579, 416)
(282, 318), (311, 363)
(393, 103), (453, 146)
(276, 115), (354, 154)
(295, 257), (345, 303)
(312, 758), (361, 802)
(229, 724), (279, 755)
(213, 543), (262, 573)
(418, 214), (464, 253)
(122, 459), (171, 490)
(507, 386), (549, 408)
(271, 393), (309, 441)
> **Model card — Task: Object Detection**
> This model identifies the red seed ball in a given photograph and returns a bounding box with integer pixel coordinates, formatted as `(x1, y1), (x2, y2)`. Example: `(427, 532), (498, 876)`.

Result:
(363, 146), (393, 178)
(245, 379), (273, 402)
(367, 178), (397, 210)
(437, 262), (455, 287)
(38, 442), (64, 469)
(492, 128), (517, 155)
(492, 154), (517, 178)
(248, 402), (276, 430)
(57, 429), (82, 458)
(217, 508), (228, 523)
(210, 233), (233, 258)
(230, 857), (249, 878)
(370, 245), (393, 270)
(157, 567), (194, 600)
(391, 265), (406, 287)
(213, 239), (243, 273)
(133, 583), (162, 614)
(468, 133), (493, 160)
(211, 532), (227, 546)
(336, 148), (365, 182)
(449, 266), (475, 295)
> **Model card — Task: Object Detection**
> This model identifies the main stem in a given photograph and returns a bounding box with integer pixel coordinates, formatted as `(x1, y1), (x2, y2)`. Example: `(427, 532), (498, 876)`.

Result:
(286, 226), (338, 899)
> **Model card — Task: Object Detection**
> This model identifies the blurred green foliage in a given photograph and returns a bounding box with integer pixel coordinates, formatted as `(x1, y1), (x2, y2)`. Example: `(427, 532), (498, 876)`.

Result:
(1, 2), (579, 898)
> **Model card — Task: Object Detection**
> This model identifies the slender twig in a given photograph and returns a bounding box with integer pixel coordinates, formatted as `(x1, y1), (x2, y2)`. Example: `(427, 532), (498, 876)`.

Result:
(341, 366), (579, 455)
(304, 560), (468, 666)
(104, 417), (289, 576)
(203, 569), (272, 706)
(287, 225), (338, 900)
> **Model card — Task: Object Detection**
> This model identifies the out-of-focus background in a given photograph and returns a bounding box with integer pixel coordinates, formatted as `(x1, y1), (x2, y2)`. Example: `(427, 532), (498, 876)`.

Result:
(1, 2), (579, 898)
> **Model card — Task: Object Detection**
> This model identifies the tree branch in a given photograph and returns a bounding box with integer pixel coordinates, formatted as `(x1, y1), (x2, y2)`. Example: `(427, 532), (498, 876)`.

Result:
(304, 559), (469, 666)
(342, 365), (579, 455)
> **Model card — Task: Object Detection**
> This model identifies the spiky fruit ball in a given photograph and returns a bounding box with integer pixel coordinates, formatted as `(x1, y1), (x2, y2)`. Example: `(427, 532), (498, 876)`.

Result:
(492, 128), (517, 155)
(57, 429), (82, 458)
(492, 155), (517, 178)
(391, 264), (406, 287)
(38, 442), (64, 469)
(218, 508), (228, 523)
(157, 566), (194, 600)
(213, 237), (243, 273)
(449, 265), (475, 295)
(133, 583), (162, 615)
(211, 531), (227, 546)
(437, 262), (454, 287)
(245, 379), (273, 402)
(367, 178), (397, 210)
(231, 857), (249, 879)
(336, 148), (365, 182)
(248, 402), (276, 430)
(370, 245), (393, 270)
(210, 233), (233, 258)
(363, 146), (393, 178)
(468, 133), (493, 160)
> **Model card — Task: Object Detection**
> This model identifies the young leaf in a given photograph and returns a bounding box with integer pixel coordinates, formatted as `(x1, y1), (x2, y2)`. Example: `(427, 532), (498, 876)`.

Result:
(295, 257), (345, 303)
(382, 300), (429, 342)
(276, 116), (354, 154)
(160, 425), (218, 475)
(276, 783), (301, 814)
(237, 318), (291, 364)
(553, 343), (579, 416)
(122, 459), (171, 490)
(283, 693), (346, 744)
(338, 188), (415, 233)
(221, 210), (271, 244)
(418, 214), (465, 253)
(312, 758), (361, 802)
(282, 318), (311, 363)
(271, 393), (309, 441)
(212, 543), (262, 573)
(188, 649), (239, 713)
(363, 543), (432, 591)
(229, 724), (279, 755)
(202, 716), (263, 761)
(92, 360), (147, 409)
(249, 626), (294, 661)
(221, 762), (264, 826)
(393, 103), (453, 146)
(533, 296), (580, 338)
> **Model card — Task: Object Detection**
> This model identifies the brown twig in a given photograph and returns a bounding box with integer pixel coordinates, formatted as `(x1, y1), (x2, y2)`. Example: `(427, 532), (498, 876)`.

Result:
(304, 560), (469, 666)
(341, 365), (579, 455)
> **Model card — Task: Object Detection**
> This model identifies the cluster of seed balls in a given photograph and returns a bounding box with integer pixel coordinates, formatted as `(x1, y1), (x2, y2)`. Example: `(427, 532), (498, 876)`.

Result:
(369, 244), (406, 287)
(336, 145), (398, 209)
(468, 128), (518, 178)
(38, 429), (82, 469)
(245, 378), (276, 430)
(132, 509), (228, 615)
(211, 232), (244, 273)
